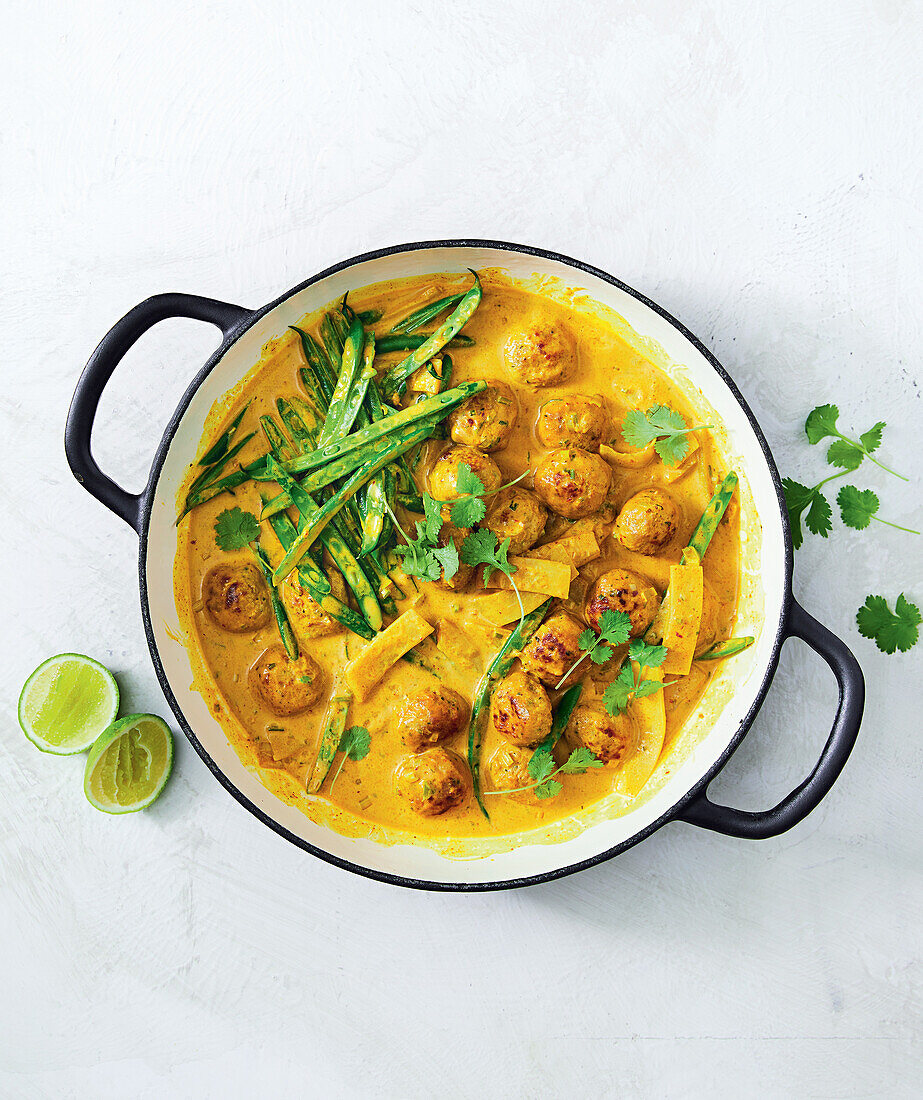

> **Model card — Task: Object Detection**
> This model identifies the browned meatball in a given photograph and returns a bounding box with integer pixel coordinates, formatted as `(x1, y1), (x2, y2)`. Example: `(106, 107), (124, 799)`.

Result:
(614, 489), (679, 555)
(448, 380), (518, 453)
(566, 703), (634, 765)
(488, 743), (544, 803)
(428, 445), (502, 503)
(283, 573), (344, 639)
(586, 569), (660, 637)
(485, 488), (547, 555)
(431, 523), (473, 591)
(491, 671), (552, 748)
(537, 395), (610, 452)
(394, 748), (469, 816)
(504, 323), (577, 386)
(533, 448), (612, 519)
(398, 687), (468, 751)
(249, 644), (324, 716)
(203, 562), (271, 633)
(521, 612), (586, 688)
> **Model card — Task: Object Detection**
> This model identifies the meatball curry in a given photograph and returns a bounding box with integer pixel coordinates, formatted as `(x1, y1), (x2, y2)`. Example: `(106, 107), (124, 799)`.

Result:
(174, 271), (747, 847)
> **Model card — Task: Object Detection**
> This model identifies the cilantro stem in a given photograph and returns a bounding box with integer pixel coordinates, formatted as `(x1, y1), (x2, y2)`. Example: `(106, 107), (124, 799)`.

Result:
(554, 651), (590, 691)
(873, 516), (920, 534)
(484, 763), (570, 797)
(835, 430), (907, 481)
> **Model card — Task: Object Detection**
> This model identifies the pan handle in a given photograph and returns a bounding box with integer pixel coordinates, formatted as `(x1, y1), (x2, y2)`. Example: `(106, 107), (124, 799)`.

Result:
(676, 600), (864, 839)
(65, 293), (251, 533)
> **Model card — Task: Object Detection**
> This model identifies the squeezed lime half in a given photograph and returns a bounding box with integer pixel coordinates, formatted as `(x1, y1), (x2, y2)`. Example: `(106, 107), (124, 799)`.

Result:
(84, 714), (174, 814)
(18, 653), (120, 755)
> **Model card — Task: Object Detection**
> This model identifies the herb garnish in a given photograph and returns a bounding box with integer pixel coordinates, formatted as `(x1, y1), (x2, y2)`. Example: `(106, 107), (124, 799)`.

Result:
(621, 405), (711, 466)
(836, 486), (918, 534)
(487, 745), (603, 800)
(554, 610), (632, 689)
(214, 507), (261, 551)
(802, 405), (906, 481)
(856, 594), (920, 654)
(602, 639), (669, 716)
(449, 465), (528, 527)
(329, 725), (372, 791)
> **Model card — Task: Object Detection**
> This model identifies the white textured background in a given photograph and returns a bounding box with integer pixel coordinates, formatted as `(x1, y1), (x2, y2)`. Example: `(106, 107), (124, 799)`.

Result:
(2, 2), (921, 1097)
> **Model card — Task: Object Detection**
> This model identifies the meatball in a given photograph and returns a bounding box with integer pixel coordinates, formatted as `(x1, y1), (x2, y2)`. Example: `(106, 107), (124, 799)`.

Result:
(432, 523), (473, 591)
(394, 748), (469, 816)
(566, 703), (634, 766)
(203, 562), (271, 633)
(398, 686), (468, 751)
(428, 445), (502, 503)
(485, 488), (547, 555)
(537, 395), (610, 452)
(533, 448), (612, 519)
(448, 380), (518, 453)
(504, 323), (577, 386)
(249, 644), (324, 716)
(614, 489), (679, 555)
(283, 573), (344, 639)
(491, 671), (552, 748)
(488, 744), (544, 803)
(521, 612), (586, 688)
(586, 569), (661, 637)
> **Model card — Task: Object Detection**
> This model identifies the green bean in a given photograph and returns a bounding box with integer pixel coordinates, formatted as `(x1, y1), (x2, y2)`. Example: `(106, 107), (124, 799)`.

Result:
(290, 328), (334, 408)
(379, 272), (482, 397)
(335, 332), (376, 442)
(264, 502), (376, 641)
(266, 458), (383, 631)
(688, 472), (738, 559)
(320, 312), (344, 371)
(357, 308), (384, 325)
(283, 380), (485, 478)
(359, 465), (389, 554)
(276, 396), (321, 451)
(259, 416), (295, 462)
(272, 421), (437, 584)
(184, 431), (257, 500)
(532, 683), (583, 758)
(467, 599), (552, 818)
(375, 333), (475, 354)
(252, 543), (299, 659)
(197, 402), (251, 466)
(308, 690), (351, 793)
(696, 636), (756, 661)
(318, 313), (365, 446)
(389, 292), (465, 334)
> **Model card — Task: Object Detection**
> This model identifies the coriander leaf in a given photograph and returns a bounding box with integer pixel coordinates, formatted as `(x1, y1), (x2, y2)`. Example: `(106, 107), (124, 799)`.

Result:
(559, 747), (604, 775)
(534, 778), (563, 800)
(782, 477), (815, 550)
(422, 493), (444, 543)
(589, 645), (615, 666)
(460, 529), (515, 586)
(602, 663), (637, 716)
(621, 409), (659, 449)
(628, 638), (668, 668)
(646, 404), (688, 434)
(578, 628), (598, 652)
(805, 404), (840, 444)
(450, 494), (486, 527)
(527, 747), (555, 782)
(837, 485), (879, 530)
(804, 491), (833, 538)
(456, 463), (486, 498)
(826, 439), (864, 471)
(431, 540), (460, 580)
(633, 678), (666, 699)
(856, 593), (920, 654)
(214, 507), (260, 551)
(655, 432), (690, 467)
(859, 421), (885, 453)
(598, 609), (632, 647)
(338, 725), (371, 761)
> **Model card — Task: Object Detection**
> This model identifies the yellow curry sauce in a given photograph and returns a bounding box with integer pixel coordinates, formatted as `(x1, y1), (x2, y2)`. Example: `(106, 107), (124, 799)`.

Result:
(174, 272), (740, 845)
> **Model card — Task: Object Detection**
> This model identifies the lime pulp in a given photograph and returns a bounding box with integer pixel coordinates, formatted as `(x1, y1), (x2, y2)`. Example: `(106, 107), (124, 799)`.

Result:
(18, 653), (120, 755)
(84, 714), (174, 814)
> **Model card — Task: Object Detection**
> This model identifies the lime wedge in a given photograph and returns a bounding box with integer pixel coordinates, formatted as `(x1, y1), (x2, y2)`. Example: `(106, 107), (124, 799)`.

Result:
(19, 653), (120, 755)
(84, 714), (174, 814)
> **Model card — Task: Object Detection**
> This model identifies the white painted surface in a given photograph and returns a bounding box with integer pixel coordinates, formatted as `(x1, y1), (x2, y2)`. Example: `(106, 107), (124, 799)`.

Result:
(1, 1), (920, 1096)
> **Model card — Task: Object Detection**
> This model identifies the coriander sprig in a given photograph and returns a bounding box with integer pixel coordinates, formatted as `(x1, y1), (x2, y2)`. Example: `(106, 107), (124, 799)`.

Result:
(621, 405), (711, 466)
(486, 746), (603, 800)
(450, 466), (528, 527)
(554, 609), (632, 689)
(804, 404), (906, 482)
(329, 725), (371, 792)
(460, 528), (525, 627)
(856, 594), (920, 654)
(836, 486), (919, 535)
(602, 639), (669, 716)
(214, 507), (261, 551)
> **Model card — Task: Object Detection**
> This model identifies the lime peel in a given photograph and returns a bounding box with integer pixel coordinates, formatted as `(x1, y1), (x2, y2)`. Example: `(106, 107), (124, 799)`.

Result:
(84, 714), (174, 814)
(18, 653), (119, 755)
